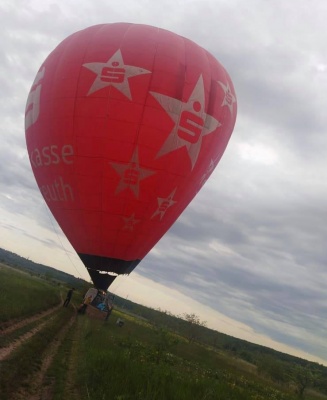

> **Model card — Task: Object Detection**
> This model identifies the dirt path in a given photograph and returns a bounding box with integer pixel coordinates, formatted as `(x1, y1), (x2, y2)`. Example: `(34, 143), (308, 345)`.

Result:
(0, 318), (50, 361)
(62, 315), (82, 400)
(0, 303), (64, 362)
(7, 308), (78, 400)
(0, 302), (62, 335)
(0, 300), (82, 400)
(25, 313), (77, 400)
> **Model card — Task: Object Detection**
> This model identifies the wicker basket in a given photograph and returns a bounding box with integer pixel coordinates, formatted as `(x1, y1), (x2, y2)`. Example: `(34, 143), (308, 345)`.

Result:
(85, 305), (107, 320)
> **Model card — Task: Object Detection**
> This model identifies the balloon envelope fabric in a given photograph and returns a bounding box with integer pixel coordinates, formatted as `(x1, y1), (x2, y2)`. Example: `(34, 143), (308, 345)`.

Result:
(25, 23), (237, 289)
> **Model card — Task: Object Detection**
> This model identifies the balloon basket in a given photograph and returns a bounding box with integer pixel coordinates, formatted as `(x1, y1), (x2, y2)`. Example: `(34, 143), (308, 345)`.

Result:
(86, 305), (107, 320)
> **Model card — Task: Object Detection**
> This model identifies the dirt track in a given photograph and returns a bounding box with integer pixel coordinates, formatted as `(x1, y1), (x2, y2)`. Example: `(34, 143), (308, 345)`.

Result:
(0, 303), (79, 400)
(0, 303), (64, 362)
(0, 303), (62, 335)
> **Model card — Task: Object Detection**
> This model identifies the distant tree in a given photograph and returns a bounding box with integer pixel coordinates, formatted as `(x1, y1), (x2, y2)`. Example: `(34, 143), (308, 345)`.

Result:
(257, 355), (290, 384)
(45, 271), (54, 281)
(240, 350), (254, 364)
(180, 313), (207, 342)
(182, 313), (207, 327)
(313, 368), (327, 395)
(156, 308), (173, 317)
(291, 365), (313, 398)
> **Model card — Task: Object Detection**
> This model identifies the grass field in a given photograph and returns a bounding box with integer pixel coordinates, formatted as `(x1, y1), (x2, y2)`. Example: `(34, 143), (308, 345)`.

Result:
(0, 263), (61, 323)
(0, 263), (326, 400)
(70, 313), (296, 400)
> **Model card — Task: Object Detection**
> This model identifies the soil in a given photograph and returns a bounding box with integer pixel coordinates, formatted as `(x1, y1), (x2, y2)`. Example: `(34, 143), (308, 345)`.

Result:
(0, 304), (79, 400)
(0, 303), (62, 335)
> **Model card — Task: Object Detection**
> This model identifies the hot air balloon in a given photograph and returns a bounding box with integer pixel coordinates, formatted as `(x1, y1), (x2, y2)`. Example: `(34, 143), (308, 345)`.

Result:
(25, 23), (237, 291)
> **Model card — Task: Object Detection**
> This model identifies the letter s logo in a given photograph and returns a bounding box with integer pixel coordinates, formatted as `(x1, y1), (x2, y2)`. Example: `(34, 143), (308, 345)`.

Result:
(25, 67), (45, 130)
(177, 111), (204, 144)
(101, 67), (125, 83)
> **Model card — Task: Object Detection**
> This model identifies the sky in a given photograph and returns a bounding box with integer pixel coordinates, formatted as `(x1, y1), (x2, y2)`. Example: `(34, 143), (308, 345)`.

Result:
(1, 0), (327, 365)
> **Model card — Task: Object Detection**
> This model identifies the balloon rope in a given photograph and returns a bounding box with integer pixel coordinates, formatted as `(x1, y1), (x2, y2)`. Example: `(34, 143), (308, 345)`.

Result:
(109, 274), (129, 297)
(110, 275), (124, 293)
(43, 204), (84, 280)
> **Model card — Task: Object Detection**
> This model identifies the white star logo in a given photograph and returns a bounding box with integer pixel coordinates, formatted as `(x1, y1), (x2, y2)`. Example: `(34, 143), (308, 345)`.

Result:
(83, 49), (151, 99)
(218, 81), (236, 115)
(123, 213), (140, 231)
(110, 148), (155, 198)
(151, 188), (177, 220)
(150, 75), (221, 170)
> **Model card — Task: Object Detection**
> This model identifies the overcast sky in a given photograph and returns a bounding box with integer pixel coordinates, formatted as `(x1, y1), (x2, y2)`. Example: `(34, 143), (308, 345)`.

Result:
(1, 0), (327, 365)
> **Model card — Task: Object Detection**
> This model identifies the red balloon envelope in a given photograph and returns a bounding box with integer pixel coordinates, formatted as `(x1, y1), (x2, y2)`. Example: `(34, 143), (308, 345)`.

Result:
(25, 23), (237, 290)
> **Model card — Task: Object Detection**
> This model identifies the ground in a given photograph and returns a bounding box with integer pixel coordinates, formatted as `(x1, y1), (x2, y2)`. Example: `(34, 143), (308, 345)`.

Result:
(0, 299), (81, 400)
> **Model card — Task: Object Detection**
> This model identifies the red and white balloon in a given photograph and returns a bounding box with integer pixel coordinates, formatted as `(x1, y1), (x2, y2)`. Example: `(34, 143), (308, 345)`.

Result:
(25, 23), (237, 289)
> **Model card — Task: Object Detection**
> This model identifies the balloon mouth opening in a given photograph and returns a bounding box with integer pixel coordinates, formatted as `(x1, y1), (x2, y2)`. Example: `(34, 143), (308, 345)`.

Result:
(78, 253), (141, 290)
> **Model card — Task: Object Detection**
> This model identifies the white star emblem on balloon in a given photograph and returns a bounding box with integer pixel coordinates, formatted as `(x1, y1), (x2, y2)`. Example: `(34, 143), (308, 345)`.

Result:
(83, 49), (151, 99)
(151, 188), (177, 220)
(218, 81), (236, 115)
(110, 148), (156, 198)
(150, 75), (221, 170)
(123, 213), (140, 231)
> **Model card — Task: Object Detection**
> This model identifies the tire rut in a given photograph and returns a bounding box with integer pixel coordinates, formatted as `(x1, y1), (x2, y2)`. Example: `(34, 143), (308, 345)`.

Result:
(0, 302), (62, 335)
(10, 311), (77, 400)
(0, 318), (50, 361)
(0, 303), (65, 362)
(62, 315), (82, 400)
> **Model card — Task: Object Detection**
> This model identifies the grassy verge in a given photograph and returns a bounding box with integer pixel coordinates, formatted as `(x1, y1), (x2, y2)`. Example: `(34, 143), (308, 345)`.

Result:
(1, 267), (325, 399)
(45, 316), (79, 400)
(0, 265), (61, 323)
(72, 311), (298, 400)
(0, 313), (56, 348)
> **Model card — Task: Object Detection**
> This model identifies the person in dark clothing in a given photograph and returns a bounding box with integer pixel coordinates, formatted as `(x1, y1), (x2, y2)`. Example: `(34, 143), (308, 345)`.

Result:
(63, 288), (74, 307)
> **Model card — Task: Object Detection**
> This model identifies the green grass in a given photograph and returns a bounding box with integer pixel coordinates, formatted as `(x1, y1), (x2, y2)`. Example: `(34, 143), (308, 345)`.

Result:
(45, 314), (80, 400)
(72, 312), (298, 400)
(0, 264), (61, 323)
(1, 266), (326, 400)
(0, 308), (74, 398)
(0, 314), (51, 348)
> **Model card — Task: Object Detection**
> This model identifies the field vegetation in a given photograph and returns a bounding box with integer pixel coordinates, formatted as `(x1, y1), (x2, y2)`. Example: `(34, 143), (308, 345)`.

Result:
(1, 258), (327, 400)
(0, 263), (61, 323)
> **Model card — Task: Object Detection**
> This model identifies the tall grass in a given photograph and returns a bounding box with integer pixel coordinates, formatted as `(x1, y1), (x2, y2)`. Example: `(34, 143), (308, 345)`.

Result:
(1, 267), (323, 400)
(73, 313), (296, 400)
(0, 265), (61, 323)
